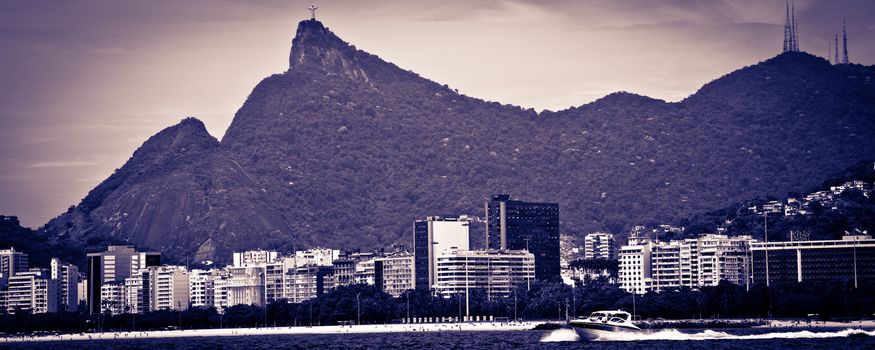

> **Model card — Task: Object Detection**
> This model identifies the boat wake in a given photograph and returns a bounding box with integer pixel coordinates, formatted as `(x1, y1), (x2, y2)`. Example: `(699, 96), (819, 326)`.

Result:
(539, 328), (581, 342)
(593, 328), (875, 341)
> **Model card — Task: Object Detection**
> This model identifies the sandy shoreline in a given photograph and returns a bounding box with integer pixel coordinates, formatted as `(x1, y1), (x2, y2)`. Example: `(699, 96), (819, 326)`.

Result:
(5, 319), (875, 343)
(0, 321), (544, 343)
(758, 320), (875, 329)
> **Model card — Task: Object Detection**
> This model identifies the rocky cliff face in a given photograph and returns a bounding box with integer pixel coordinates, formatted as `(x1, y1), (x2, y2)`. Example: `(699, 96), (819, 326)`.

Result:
(43, 118), (291, 262)
(41, 20), (875, 263)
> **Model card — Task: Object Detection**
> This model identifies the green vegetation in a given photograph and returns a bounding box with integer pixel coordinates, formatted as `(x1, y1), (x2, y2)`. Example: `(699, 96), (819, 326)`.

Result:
(3, 280), (874, 334)
(37, 25), (875, 263)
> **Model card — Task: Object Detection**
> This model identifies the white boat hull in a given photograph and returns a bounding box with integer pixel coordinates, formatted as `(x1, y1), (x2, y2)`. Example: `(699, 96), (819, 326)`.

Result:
(569, 321), (641, 341)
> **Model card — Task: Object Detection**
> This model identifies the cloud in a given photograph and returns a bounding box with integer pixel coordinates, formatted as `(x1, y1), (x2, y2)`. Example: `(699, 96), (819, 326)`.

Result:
(25, 160), (101, 168)
(89, 47), (126, 55)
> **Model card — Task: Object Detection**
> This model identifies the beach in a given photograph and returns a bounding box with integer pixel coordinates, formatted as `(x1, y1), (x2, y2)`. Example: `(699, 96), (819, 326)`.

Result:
(0, 321), (544, 343)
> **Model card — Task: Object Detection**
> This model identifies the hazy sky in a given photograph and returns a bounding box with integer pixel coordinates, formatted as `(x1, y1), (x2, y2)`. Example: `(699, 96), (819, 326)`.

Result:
(1, 0), (873, 228)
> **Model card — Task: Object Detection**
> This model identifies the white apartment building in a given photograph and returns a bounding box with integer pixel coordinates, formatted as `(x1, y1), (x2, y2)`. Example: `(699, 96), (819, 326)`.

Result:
(147, 265), (189, 311)
(232, 250), (279, 267)
(123, 276), (145, 313)
(378, 254), (415, 297)
(212, 269), (230, 311)
(5, 269), (58, 314)
(50, 258), (79, 312)
(284, 265), (335, 303)
(434, 248), (534, 299)
(189, 269), (215, 308)
(619, 234), (754, 294)
(584, 232), (617, 260)
(294, 248), (339, 267)
(354, 258), (376, 285)
(619, 242), (653, 294)
(99, 283), (125, 314)
(227, 265), (265, 307)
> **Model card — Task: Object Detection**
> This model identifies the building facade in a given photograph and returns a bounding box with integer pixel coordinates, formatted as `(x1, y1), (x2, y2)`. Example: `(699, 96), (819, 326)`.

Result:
(414, 216), (471, 290)
(86, 245), (160, 314)
(619, 234), (754, 294)
(434, 248), (535, 299)
(232, 250), (278, 267)
(332, 256), (357, 286)
(584, 233), (617, 260)
(285, 265), (335, 303)
(377, 254), (415, 297)
(189, 269), (215, 309)
(50, 258), (80, 312)
(751, 235), (875, 286)
(227, 265), (266, 307)
(5, 268), (58, 314)
(485, 194), (560, 281)
(99, 283), (125, 315)
(147, 265), (189, 311)
(0, 247), (28, 289)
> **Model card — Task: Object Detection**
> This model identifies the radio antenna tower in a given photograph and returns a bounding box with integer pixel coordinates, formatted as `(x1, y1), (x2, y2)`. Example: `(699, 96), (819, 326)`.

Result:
(792, 2), (799, 51)
(782, 1), (799, 52)
(842, 18), (849, 64)
(828, 39), (832, 64)
(783, 2), (792, 52)
(834, 34), (840, 64)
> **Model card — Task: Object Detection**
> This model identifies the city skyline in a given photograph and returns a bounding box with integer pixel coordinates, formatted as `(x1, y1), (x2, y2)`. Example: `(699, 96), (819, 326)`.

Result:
(2, 0), (875, 227)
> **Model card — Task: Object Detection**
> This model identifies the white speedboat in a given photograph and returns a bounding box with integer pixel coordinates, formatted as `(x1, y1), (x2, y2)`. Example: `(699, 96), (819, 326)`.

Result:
(568, 310), (641, 340)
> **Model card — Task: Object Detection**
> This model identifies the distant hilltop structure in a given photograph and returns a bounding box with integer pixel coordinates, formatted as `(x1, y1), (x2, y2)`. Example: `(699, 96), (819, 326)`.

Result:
(783, 0), (853, 66)
(828, 19), (851, 65)
(782, 1), (800, 53)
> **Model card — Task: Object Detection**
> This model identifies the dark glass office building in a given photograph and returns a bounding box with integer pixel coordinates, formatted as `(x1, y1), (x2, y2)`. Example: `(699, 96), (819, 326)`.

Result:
(485, 194), (560, 281)
(86, 245), (160, 314)
(750, 236), (875, 286)
(413, 220), (430, 290)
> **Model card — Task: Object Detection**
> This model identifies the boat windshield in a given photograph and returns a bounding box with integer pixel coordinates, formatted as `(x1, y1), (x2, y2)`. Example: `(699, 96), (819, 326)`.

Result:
(590, 312), (607, 319)
(610, 313), (629, 321)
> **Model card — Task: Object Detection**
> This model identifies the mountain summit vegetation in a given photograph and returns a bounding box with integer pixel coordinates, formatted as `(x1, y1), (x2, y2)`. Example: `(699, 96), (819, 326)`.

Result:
(36, 20), (875, 263)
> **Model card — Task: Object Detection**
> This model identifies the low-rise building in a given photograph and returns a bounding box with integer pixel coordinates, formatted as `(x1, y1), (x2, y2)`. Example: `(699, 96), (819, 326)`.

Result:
(434, 248), (535, 299)
(6, 269), (58, 314)
(99, 283), (125, 314)
(232, 250), (279, 267)
(751, 235), (875, 286)
(377, 254), (415, 297)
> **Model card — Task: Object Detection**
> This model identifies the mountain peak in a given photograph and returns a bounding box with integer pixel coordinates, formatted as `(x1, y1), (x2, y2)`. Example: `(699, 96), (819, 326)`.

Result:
(288, 20), (370, 80)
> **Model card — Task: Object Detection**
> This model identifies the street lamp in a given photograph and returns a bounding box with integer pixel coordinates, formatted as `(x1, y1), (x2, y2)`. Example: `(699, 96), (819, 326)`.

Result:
(513, 288), (517, 322)
(356, 293), (361, 325)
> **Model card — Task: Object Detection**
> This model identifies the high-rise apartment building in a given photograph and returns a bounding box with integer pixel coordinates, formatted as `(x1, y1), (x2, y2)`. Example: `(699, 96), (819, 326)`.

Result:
(485, 194), (560, 280)
(0, 247), (28, 288)
(50, 258), (79, 312)
(584, 233), (617, 260)
(414, 216), (471, 290)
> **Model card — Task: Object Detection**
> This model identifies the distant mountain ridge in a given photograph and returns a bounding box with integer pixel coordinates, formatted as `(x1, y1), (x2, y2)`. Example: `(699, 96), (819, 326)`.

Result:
(39, 20), (875, 263)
